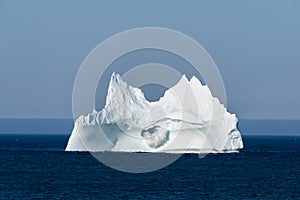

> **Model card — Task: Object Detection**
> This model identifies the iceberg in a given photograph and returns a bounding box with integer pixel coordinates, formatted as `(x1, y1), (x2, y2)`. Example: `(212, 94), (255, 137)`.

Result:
(66, 72), (243, 153)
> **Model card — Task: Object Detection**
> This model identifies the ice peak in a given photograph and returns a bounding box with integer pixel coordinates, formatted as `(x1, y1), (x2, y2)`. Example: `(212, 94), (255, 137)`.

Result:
(106, 72), (132, 104)
(92, 108), (97, 114)
(171, 74), (189, 89)
(109, 72), (125, 86)
(180, 74), (189, 82)
(190, 76), (205, 87)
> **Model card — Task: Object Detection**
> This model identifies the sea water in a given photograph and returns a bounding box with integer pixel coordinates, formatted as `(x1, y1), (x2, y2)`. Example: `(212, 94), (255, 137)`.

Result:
(0, 120), (299, 199)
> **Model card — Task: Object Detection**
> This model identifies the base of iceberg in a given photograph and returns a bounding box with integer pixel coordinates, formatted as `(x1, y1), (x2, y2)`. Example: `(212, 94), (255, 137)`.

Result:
(66, 73), (243, 153)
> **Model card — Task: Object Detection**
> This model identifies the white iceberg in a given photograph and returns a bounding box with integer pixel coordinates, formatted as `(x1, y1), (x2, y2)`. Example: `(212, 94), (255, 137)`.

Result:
(66, 72), (243, 153)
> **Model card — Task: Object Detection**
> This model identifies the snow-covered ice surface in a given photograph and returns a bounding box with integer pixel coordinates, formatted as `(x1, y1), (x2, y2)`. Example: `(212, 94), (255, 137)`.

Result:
(66, 73), (243, 153)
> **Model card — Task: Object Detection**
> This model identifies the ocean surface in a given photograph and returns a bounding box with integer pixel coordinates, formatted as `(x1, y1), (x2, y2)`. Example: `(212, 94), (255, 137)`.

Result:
(0, 120), (300, 199)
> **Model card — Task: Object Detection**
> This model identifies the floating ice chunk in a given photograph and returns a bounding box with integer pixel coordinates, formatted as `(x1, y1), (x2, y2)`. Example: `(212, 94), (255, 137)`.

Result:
(66, 72), (243, 153)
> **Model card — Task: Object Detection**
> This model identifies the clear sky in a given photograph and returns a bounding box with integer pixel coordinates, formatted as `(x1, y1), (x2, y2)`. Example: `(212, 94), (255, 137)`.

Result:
(0, 0), (300, 119)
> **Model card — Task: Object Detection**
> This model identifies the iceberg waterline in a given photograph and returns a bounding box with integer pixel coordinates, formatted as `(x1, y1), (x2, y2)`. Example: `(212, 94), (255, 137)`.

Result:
(66, 72), (243, 153)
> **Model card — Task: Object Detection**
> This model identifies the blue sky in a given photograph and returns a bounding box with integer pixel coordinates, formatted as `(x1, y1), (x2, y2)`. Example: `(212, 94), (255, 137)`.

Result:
(0, 0), (300, 119)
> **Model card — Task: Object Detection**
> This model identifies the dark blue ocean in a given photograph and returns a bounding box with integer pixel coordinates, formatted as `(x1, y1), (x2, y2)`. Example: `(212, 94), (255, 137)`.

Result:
(0, 119), (299, 199)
